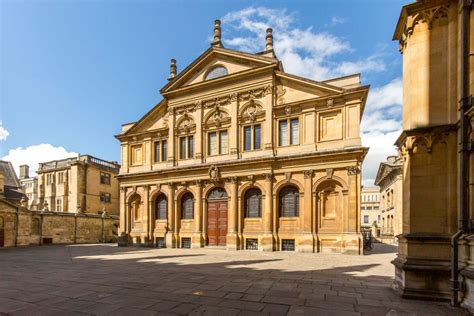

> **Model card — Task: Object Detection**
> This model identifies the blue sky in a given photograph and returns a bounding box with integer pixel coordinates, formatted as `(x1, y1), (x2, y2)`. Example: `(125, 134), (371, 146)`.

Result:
(0, 0), (410, 185)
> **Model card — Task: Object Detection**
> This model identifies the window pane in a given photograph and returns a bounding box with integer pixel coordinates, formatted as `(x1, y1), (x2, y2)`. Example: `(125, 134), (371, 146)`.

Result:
(156, 195), (167, 219)
(220, 131), (228, 154)
(181, 193), (194, 219)
(161, 140), (167, 161)
(279, 120), (288, 146)
(179, 137), (186, 160)
(208, 132), (217, 156)
(279, 187), (299, 217)
(244, 126), (251, 151)
(290, 118), (299, 145)
(188, 136), (194, 158)
(254, 124), (261, 150)
(154, 142), (160, 163)
(245, 188), (261, 218)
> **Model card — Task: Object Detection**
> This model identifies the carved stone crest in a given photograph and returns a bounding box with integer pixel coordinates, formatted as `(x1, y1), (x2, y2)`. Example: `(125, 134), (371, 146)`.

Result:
(326, 168), (334, 179)
(276, 85), (286, 105)
(285, 172), (292, 182)
(208, 165), (219, 182)
(347, 166), (360, 176)
(327, 98), (334, 107)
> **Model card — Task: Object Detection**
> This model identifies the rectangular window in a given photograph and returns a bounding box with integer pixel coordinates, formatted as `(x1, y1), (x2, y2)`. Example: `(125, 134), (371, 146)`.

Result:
(156, 237), (166, 248)
(290, 118), (299, 145)
(181, 237), (191, 249)
(279, 120), (288, 146)
(161, 140), (167, 161)
(56, 199), (62, 212)
(254, 124), (261, 149)
(100, 172), (111, 185)
(179, 137), (186, 160)
(246, 239), (258, 250)
(208, 132), (217, 156)
(364, 215), (369, 224)
(154, 142), (160, 163)
(100, 192), (111, 203)
(281, 239), (295, 251)
(188, 136), (194, 158)
(220, 131), (228, 154)
(244, 126), (251, 151)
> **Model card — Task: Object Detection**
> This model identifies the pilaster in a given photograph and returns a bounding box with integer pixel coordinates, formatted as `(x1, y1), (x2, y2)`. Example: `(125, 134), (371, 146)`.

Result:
(261, 173), (274, 251)
(299, 170), (314, 253)
(192, 180), (204, 248)
(226, 177), (239, 250)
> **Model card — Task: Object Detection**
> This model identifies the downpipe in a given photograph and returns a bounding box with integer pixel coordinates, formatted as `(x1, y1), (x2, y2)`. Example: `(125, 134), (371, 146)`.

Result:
(452, 230), (464, 307)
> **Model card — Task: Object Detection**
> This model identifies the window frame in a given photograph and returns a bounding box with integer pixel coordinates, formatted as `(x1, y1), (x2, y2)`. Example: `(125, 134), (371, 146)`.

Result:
(153, 139), (168, 163)
(130, 144), (143, 166)
(100, 172), (111, 185)
(178, 135), (194, 160)
(181, 192), (194, 220)
(155, 194), (168, 220)
(278, 186), (300, 218)
(100, 192), (111, 204)
(243, 124), (262, 152)
(244, 188), (262, 218)
(278, 117), (300, 147)
(207, 129), (229, 156)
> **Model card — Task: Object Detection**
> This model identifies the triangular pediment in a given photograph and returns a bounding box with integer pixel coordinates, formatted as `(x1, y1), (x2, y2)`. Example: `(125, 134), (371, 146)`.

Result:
(116, 99), (169, 138)
(161, 47), (278, 94)
(275, 72), (344, 105)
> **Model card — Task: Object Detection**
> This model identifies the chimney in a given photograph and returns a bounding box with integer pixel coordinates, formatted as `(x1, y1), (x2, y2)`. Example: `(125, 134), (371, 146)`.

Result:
(265, 28), (273, 51)
(168, 59), (177, 81)
(211, 19), (222, 47)
(19, 164), (29, 179)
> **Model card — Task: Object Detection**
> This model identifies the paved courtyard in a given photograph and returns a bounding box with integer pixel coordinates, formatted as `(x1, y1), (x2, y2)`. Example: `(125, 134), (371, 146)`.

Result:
(0, 244), (467, 316)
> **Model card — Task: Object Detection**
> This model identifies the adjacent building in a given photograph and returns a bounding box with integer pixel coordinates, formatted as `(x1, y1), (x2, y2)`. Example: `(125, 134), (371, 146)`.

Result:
(360, 186), (380, 230)
(393, 0), (474, 310)
(19, 165), (39, 210)
(35, 155), (120, 215)
(116, 21), (369, 254)
(374, 156), (402, 244)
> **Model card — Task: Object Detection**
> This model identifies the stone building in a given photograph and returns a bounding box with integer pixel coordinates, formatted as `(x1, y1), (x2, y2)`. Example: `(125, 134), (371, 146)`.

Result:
(36, 155), (120, 215)
(0, 161), (119, 248)
(393, 0), (474, 310)
(116, 21), (369, 254)
(374, 156), (402, 244)
(360, 186), (380, 231)
(19, 165), (39, 210)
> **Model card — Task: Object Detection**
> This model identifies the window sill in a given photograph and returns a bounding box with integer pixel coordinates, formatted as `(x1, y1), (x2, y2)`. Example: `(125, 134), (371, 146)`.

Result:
(277, 144), (300, 148)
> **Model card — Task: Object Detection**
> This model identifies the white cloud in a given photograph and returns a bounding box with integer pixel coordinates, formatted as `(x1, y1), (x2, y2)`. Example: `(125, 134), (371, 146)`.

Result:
(0, 122), (9, 141)
(2, 144), (78, 176)
(222, 7), (385, 80)
(331, 16), (346, 26)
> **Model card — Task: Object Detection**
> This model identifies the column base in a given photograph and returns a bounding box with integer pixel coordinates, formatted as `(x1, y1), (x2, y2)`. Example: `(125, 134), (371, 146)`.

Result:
(192, 233), (204, 248)
(166, 231), (176, 248)
(392, 233), (452, 301)
(226, 232), (239, 250)
(341, 233), (363, 255)
(260, 233), (274, 251)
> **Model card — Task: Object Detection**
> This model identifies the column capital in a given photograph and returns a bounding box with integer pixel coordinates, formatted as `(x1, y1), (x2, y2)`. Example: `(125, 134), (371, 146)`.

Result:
(303, 169), (314, 179)
(226, 176), (238, 184)
(263, 173), (273, 182)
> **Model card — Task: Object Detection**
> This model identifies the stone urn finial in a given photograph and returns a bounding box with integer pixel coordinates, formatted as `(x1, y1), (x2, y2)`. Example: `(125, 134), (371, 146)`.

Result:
(265, 28), (273, 51)
(42, 200), (49, 212)
(211, 19), (222, 47)
(168, 59), (177, 81)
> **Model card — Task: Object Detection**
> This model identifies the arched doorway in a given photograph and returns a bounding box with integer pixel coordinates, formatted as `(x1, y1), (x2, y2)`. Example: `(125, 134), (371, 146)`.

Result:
(207, 187), (228, 246)
(0, 216), (4, 247)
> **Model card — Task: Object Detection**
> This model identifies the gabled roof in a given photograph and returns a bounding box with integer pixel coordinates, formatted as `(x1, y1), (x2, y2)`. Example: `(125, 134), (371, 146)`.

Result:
(0, 160), (25, 202)
(115, 99), (167, 138)
(160, 46), (280, 94)
(374, 157), (402, 186)
(275, 71), (345, 94)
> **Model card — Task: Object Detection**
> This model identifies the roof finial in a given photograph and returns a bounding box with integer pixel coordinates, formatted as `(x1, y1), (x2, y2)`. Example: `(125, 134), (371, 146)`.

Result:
(168, 59), (177, 81)
(211, 19), (222, 47)
(265, 28), (273, 51)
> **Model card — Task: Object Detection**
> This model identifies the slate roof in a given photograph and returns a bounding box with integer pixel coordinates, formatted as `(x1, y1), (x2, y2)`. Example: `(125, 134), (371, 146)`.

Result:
(0, 160), (26, 202)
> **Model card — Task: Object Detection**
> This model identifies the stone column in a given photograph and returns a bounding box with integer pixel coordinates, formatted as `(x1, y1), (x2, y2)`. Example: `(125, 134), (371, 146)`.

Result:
(148, 193), (154, 247)
(342, 166), (362, 255)
(226, 177), (238, 250)
(299, 170), (314, 253)
(119, 187), (126, 234)
(142, 185), (150, 246)
(174, 189), (180, 247)
(166, 183), (176, 248)
(192, 180), (203, 248)
(261, 173), (273, 251)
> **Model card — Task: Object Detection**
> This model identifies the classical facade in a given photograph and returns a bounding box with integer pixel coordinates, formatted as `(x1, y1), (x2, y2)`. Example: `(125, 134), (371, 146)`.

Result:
(393, 0), (474, 310)
(374, 156), (402, 244)
(19, 165), (39, 210)
(36, 155), (120, 215)
(360, 186), (380, 230)
(116, 21), (369, 254)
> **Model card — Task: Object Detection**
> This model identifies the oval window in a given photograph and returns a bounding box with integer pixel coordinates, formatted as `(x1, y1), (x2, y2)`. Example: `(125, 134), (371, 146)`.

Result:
(205, 66), (228, 80)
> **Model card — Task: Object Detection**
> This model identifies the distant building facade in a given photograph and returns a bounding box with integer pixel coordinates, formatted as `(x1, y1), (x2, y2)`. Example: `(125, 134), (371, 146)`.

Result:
(374, 156), (402, 244)
(36, 155), (120, 215)
(116, 21), (369, 254)
(360, 186), (380, 230)
(19, 165), (39, 210)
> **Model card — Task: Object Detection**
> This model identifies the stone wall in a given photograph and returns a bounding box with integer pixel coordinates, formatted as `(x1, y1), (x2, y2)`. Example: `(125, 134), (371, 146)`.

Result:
(0, 200), (119, 247)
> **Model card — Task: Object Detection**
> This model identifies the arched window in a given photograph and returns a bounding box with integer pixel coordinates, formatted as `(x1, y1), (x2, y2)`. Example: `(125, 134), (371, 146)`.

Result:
(155, 194), (167, 220)
(279, 186), (299, 217)
(208, 187), (228, 200)
(245, 188), (262, 218)
(205, 66), (228, 80)
(181, 192), (194, 219)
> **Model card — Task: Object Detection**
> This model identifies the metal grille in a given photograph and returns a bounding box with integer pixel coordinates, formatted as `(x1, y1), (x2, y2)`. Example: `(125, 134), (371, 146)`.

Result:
(281, 239), (295, 251)
(246, 238), (258, 250)
(181, 237), (191, 249)
(156, 237), (166, 249)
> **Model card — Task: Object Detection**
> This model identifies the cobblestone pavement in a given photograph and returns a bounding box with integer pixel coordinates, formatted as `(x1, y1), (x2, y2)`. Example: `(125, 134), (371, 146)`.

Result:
(0, 244), (468, 316)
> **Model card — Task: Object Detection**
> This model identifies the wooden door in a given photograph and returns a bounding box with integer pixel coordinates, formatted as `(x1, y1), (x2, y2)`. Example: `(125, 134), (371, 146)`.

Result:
(207, 200), (228, 246)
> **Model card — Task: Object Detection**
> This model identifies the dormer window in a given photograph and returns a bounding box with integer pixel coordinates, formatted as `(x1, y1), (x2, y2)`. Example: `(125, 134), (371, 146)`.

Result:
(205, 66), (228, 80)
